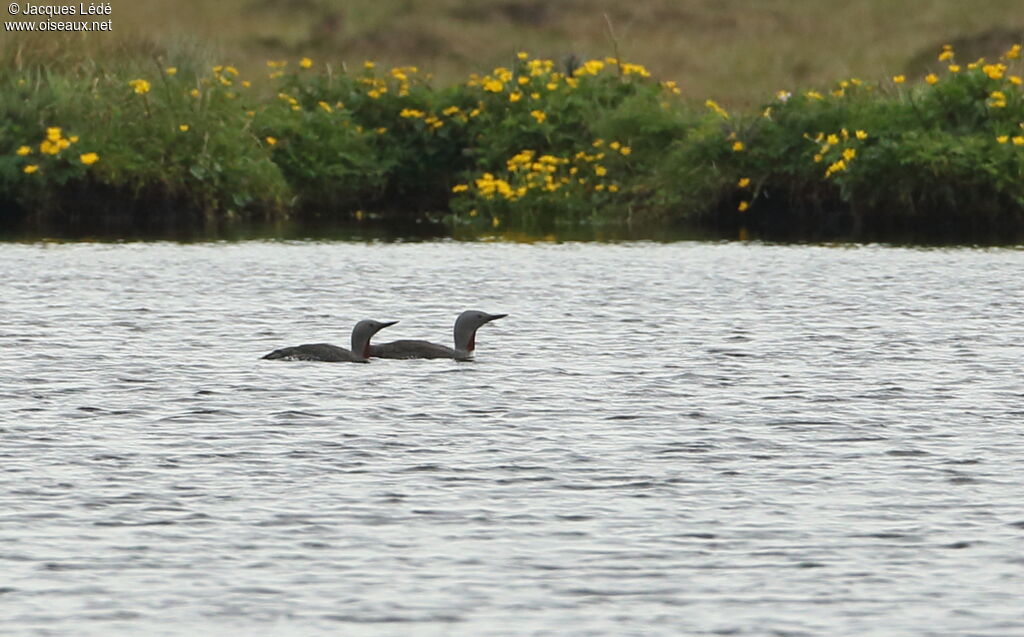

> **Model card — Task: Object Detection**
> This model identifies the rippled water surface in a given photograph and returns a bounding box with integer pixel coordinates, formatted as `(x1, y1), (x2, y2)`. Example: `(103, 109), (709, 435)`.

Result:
(2, 241), (1023, 636)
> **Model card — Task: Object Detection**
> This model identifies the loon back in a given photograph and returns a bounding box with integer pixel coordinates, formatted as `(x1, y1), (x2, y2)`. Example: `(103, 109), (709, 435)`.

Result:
(370, 339), (464, 360)
(261, 343), (366, 362)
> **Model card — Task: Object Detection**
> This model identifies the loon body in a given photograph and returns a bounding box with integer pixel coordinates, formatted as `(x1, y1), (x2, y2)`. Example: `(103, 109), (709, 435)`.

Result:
(262, 319), (398, 363)
(370, 310), (507, 360)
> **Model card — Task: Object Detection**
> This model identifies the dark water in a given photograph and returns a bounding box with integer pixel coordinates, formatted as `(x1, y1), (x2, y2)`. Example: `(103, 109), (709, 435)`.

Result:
(1, 241), (1022, 636)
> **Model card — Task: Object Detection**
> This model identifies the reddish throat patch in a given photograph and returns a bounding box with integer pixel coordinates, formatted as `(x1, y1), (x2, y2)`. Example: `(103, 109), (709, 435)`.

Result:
(467, 331), (476, 352)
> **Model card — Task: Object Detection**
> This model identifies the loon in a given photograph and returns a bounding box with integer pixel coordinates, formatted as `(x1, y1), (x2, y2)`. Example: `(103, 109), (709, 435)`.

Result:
(261, 319), (398, 363)
(370, 310), (507, 360)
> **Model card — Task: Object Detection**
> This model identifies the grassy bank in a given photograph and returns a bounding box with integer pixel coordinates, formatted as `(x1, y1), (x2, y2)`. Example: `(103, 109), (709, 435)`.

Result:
(2, 36), (1024, 241)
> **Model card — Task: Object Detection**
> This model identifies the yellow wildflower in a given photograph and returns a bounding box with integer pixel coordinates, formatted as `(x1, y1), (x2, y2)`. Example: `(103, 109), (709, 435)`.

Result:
(855, 130), (868, 140)
(16, 145), (30, 156)
(452, 184), (469, 193)
(813, 154), (823, 163)
(925, 73), (938, 85)
(619, 146), (631, 156)
(129, 79), (151, 94)
(1010, 75), (1023, 85)
(1006, 44), (1021, 60)
(318, 101), (332, 113)
(530, 110), (546, 123)
(983, 64), (1005, 80)
(997, 135), (1009, 144)
(368, 89), (381, 99)
(23, 164), (38, 174)
(299, 57), (313, 69)
(738, 201), (749, 212)
(483, 79), (504, 93)
(892, 75), (906, 84)
(190, 88), (200, 98)
(509, 91), (522, 102)
(842, 148), (856, 161)
(1014, 136), (1024, 146)
(948, 64), (960, 73)
(179, 124), (189, 132)
(517, 51), (529, 60)
(442, 106), (461, 116)
(363, 60), (375, 69)
(79, 152), (99, 165)
(938, 50), (954, 62)
(705, 99), (729, 119)
(737, 177), (750, 188)
(69, 135), (79, 144)
(608, 184), (620, 192)
(826, 133), (840, 145)
(594, 165), (607, 176)
(399, 108), (425, 118)
(39, 140), (59, 155)
(166, 67), (177, 76)
(546, 82), (558, 91)
(804, 90), (824, 100)
(732, 141), (745, 152)
(265, 136), (277, 146)
(492, 216), (501, 228)
(824, 159), (847, 177)
(46, 127), (61, 142)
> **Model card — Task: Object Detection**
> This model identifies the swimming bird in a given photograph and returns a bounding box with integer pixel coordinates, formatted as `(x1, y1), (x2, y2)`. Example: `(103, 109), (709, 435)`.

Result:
(261, 319), (398, 362)
(370, 310), (507, 360)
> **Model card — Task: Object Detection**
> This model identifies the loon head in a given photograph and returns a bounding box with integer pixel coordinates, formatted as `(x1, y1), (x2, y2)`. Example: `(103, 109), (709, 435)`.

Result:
(351, 319), (399, 358)
(454, 310), (507, 353)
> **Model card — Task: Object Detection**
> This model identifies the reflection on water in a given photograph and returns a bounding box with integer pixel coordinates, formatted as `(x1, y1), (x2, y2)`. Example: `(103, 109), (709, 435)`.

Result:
(1, 240), (1022, 636)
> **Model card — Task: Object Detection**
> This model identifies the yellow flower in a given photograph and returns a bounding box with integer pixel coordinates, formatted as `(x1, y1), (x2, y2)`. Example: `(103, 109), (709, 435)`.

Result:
(242, 80), (251, 88)
(299, 57), (313, 69)
(608, 184), (620, 192)
(892, 75), (905, 84)
(265, 136), (277, 146)
(23, 164), (38, 174)
(983, 64), (1005, 80)
(594, 165), (607, 176)
(492, 216), (500, 228)
(399, 108), (425, 118)
(129, 78), (151, 94)
(855, 130), (868, 140)
(179, 124), (189, 132)
(224, 66), (239, 76)
(842, 148), (856, 161)
(517, 51), (529, 60)
(15, 145), (30, 156)
(824, 159), (847, 177)
(509, 91), (522, 102)
(948, 64), (960, 73)
(813, 154), (823, 163)
(925, 73), (938, 85)
(1007, 44), (1022, 60)
(737, 177), (750, 188)
(530, 109), (546, 123)
(1010, 75), (1023, 85)
(363, 60), (375, 69)
(826, 133), (839, 145)
(79, 152), (99, 165)
(732, 141), (744, 152)
(705, 99), (729, 119)
(318, 101), (332, 113)
(938, 50), (954, 62)
(46, 127), (61, 142)
(997, 135), (1009, 144)
(190, 88), (200, 98)
(368, 89), (381, 99)
(165, 66), (177, 76)
(452, 184), (469, 193)
(545, 82), (558, 91)
(483, 79), (504, 93)
(39, 140), (59, 155)
(1014, 136), (1024, 146)
(738, 201), (749, 212)
(619, 146), (631, 156)
(57, 138), (70, 150)
(804, 90), (824, 100)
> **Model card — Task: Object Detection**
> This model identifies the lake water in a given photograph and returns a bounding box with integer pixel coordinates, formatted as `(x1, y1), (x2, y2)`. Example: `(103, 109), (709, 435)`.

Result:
(1, 240), (1022, 636)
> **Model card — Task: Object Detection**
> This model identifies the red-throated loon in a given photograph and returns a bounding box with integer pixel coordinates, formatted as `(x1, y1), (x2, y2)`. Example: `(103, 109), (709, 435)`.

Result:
(261, 319), (398, 362)
(370, 310), (507, 360)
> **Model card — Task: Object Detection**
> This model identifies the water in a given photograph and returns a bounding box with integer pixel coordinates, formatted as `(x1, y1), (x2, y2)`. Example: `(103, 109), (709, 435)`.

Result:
(1, 240), (1022, 636)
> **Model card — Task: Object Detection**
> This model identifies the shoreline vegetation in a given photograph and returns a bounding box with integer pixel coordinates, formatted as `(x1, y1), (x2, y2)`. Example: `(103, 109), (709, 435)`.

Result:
(3, 36), (1024, 243)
